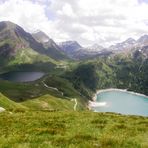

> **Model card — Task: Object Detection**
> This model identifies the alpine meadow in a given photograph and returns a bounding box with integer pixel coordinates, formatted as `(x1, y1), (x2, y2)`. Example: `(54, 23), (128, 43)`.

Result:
(0, 0), (148, 148)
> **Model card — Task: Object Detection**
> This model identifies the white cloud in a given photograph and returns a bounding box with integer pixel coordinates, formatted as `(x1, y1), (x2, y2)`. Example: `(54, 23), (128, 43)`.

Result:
(0, 0), (148, 47)
(0, 0), (50, 31)
(57, 3), (75, 17)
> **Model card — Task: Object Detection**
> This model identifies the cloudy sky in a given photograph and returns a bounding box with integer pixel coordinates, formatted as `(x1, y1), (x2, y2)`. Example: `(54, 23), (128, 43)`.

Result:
(0, 0), (148, 47)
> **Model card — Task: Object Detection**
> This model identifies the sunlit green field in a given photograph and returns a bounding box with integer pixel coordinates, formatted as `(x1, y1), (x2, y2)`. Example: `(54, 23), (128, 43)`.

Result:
(0, 111), (147, 148)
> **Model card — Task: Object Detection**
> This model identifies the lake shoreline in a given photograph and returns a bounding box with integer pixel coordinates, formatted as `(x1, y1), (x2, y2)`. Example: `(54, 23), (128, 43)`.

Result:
(88, 88), (148, 110)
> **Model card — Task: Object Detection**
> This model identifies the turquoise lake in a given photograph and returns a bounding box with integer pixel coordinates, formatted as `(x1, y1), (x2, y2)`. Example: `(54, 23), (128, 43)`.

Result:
(92, 90), (148, 116)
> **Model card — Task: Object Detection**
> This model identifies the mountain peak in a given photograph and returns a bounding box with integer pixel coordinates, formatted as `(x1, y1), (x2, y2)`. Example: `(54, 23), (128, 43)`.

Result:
(59, 41), (81, 46)
(124, 38), (136, 44)
(58, 41), (82, 52)
(0, 21), (22, 30)
(32, 31), (50, 43)
(0, 21), (68, 60)
(137, 34), (148, 44)
(0, 21), (17, 31)
(0, 21), (15, 26)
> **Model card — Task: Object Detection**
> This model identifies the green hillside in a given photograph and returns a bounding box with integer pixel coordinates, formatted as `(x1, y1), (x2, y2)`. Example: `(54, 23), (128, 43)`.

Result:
(21, 94), (83, 111)
(63, 55), (148, 98)
(0, 93), (26, 111)
(0, 111), (147, 148)
(0, 21), (68, 72)
(0, 91), (82, 112)
(0, 21), (148, 148)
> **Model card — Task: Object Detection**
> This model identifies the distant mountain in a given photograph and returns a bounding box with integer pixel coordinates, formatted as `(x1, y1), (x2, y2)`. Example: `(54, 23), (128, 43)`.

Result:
(32, 30), (50, 43)
(137, 34), (148, 46)
(58, 41), (83, 59)
(58, 41), (81, 54)
(0, 21), (68, 69)
(58, 41), (109, 59)
(133, 45), (148, 60)
(109, 38), (136, 52)
(72, 49), (112, 60)
(32, 31), (68, 60)
(107, 35), (148, 58)
(58, 34), (148, 60)
(71, 45), (111, 60)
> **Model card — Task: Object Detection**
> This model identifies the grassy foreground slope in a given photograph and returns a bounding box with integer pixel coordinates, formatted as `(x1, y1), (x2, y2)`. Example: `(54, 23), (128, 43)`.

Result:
(0, 111), (147, 148)
(21, 94), (83, 111)
(0, 92), (84, 111)
(0, 93), (26, 111)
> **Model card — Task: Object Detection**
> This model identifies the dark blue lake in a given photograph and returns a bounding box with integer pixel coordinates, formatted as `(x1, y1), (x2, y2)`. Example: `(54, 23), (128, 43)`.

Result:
(0, 71), (45, 82)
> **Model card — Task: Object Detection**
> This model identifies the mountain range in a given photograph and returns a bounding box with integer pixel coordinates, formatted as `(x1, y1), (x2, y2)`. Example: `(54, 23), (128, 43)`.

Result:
(59, 36), (148, 59)
(0, 21), (68, 71)
(0, 21), (148, 64)
(0, 20), (148, 148)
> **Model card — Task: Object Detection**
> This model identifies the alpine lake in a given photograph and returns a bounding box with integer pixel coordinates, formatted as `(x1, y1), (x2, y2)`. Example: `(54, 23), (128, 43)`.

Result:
(91, 90), (148, 116)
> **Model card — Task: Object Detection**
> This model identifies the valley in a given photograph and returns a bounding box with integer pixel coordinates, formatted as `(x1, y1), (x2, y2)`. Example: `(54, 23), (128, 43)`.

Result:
(0, 21), (148, 147)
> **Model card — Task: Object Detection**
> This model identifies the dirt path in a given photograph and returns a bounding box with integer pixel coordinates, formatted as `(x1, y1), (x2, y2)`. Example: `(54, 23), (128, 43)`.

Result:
(42, 81), (64, 96)
(71, 98), (77, 111)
